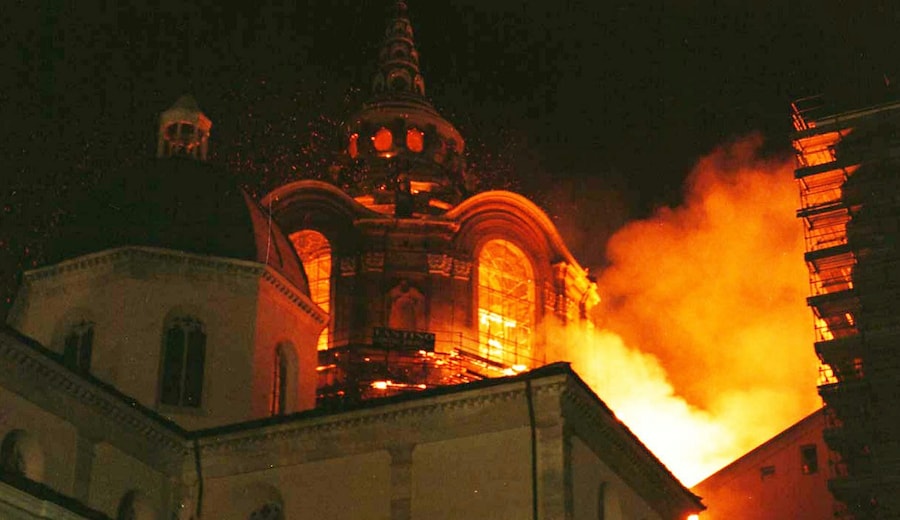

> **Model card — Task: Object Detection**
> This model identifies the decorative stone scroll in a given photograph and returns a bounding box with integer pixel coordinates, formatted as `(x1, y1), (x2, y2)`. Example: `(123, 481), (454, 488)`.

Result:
(451, 259), (472, 280)
(426, 254), (453, 276)
(362, 252), (385, 272)
(338, 257), (358, 277)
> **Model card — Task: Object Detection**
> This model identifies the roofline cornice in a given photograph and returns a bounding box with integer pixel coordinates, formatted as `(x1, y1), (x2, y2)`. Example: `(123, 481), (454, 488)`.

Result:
(560, 376), (705, 515)
(0, 327), (190, 461)
(448, 190), (586, 269)
(20, 246), (327, 325)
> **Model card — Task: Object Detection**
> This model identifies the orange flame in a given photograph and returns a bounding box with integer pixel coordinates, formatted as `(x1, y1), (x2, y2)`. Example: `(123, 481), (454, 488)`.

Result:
(549, 135), (821, 486)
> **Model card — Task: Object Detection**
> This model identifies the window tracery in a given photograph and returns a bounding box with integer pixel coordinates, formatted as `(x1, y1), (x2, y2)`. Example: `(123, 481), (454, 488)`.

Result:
(291, 230), (332, 350)
(477, 239), (535, 367)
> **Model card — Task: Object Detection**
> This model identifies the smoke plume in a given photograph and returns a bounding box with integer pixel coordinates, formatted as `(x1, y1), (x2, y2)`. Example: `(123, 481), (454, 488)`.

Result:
(548, 135), (821, 486)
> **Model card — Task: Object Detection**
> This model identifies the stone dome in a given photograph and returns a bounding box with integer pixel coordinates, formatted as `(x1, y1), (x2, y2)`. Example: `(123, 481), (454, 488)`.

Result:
(49, 157), (309, 295)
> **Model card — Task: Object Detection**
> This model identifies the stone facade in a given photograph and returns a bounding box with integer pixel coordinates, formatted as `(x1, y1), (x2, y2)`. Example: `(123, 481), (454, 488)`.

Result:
(0, 324), (701, 519)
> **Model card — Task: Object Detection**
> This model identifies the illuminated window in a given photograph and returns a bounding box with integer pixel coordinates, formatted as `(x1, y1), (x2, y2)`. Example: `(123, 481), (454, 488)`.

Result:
(477, 239), (535, 367)
(406, 128), (424, 152)
(160, 316), (206, 408)
(291, 230), (331, 350)
(373, 127), (393, 152)
(63, 320), (93, 374)
(801, 444), (819, 474)
(348, 132), (359, 158)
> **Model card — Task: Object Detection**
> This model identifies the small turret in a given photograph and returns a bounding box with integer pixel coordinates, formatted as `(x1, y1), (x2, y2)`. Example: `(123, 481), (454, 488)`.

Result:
(157, 95), (212, 161)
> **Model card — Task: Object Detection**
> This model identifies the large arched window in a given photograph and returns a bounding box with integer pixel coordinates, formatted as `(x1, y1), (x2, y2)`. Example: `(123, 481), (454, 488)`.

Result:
(291, 230), (331, 350)
(63, 320), (94, 374)
(270, 343), (298, 416)
(477, 239), (535, 367)
(160, 316), (206, 408)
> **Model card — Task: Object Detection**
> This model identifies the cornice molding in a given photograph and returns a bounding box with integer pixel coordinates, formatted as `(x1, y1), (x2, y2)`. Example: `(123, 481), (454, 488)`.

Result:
(21, 247), (327, 325)
(0, 330), (189, 459)
(197, 376), (568, 455)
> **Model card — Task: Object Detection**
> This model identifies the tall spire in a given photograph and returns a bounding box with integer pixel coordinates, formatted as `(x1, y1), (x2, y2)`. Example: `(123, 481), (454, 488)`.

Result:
(371, 1), (426, 98)
(341, 1), (467, 213)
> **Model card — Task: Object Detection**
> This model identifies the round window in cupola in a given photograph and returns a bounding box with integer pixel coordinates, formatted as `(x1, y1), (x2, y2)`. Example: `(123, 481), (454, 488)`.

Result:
(406, 128), (424, 152)
(373, 127), (393, 152)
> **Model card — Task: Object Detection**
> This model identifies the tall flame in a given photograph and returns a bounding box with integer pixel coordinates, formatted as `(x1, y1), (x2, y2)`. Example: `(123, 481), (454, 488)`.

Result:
(549, 135), (821, 486)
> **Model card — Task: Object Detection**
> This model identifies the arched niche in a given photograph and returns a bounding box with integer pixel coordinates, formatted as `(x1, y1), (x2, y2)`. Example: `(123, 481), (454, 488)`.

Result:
(0, 429), (45, 481)
(116, 489), (159, 520)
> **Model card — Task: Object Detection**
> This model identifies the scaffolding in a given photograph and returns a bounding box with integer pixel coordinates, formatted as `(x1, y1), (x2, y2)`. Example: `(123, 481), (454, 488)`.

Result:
(792, 95), (900, 519)
(315, 329), (542, 408)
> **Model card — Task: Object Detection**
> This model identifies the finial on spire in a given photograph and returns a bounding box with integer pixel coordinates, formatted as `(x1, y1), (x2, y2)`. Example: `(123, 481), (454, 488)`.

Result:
(371, 0), (425, 98)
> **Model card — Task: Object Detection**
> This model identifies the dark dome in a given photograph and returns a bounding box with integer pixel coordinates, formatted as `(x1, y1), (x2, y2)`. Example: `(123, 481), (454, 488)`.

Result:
(50, 157), (309, 295)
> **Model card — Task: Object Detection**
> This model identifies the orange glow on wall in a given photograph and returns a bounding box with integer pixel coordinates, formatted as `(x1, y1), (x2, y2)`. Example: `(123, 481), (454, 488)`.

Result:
(348, 133), (359, 158)
(373, 127), (393, 152)
(406, 128), (424, 152)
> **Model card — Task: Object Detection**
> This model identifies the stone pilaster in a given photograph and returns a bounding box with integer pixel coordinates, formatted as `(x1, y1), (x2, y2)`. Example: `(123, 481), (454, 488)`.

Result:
(72, 434), (94, 502)
(389, 443), (415, 520)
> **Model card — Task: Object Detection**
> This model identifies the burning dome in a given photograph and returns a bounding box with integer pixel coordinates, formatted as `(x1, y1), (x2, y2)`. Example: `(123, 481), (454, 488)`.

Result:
(342, 1), (466, 214)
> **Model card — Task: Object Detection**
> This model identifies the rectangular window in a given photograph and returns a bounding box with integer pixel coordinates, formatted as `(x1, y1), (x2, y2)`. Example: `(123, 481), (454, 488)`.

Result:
(63, 322), (94, 373)
(160, 318), (206, 408)
(760, 465), (775, 480)
(160, 327), (185, 405)
(801, 444), (819, 474)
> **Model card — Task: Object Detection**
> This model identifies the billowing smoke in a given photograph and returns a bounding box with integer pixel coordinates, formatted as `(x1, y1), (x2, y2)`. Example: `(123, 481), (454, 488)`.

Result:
(547, 135), (821, 486)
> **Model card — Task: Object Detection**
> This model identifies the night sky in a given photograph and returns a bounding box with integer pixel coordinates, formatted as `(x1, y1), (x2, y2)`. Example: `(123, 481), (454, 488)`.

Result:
(2, 1), (900, 308)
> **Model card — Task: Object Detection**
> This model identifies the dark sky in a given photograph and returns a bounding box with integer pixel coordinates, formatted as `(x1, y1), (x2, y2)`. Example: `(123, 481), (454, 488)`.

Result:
(2, 1), (900, 277)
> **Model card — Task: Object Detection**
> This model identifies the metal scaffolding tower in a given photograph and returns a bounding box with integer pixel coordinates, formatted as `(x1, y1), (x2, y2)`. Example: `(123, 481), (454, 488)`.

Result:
(792, 96), (900, 519)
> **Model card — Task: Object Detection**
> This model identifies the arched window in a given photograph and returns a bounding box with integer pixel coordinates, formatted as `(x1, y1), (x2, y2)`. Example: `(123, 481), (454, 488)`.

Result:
(270, 343), (297, 416)
(116, 490), (157, 520)
(477, 239), (535, 367)
(249, 502), (284, 520)
(290, 230), (331, 350)
(0, 429), (44, 481)
(160, 316), (206, 408)
(63, 320), (94, 373)
(271, 347), (287, 416)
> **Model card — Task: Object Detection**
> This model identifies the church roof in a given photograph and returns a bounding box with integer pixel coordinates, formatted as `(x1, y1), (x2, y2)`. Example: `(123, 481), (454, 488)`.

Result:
(49, 157), (309, 295)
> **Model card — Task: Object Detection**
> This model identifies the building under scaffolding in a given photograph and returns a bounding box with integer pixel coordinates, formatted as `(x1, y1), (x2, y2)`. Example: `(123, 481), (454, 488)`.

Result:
(792, 96), (900, 519)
